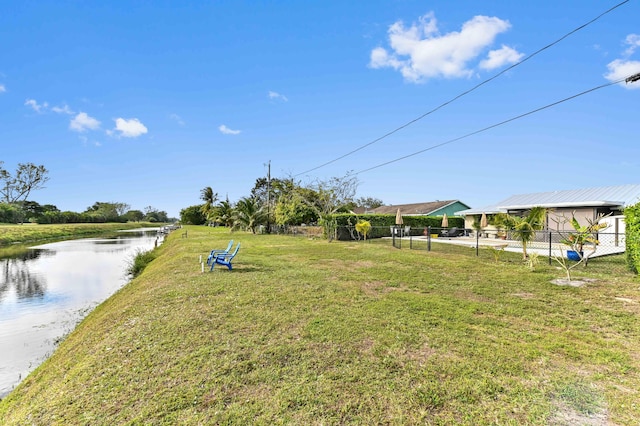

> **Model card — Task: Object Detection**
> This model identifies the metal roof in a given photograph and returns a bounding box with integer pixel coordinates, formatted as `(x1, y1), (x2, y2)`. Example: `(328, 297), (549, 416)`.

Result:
(455, 184), (640, 216)
(497, 184), (640, 210)
(454, 205), (502, 215)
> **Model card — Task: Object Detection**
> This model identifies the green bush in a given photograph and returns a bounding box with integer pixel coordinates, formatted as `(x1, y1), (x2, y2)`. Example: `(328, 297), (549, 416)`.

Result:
(327, 213), (465, 240)
(127, 249), (157, 277)
(0, 203), (21, 223)
(625, 203), (640, 274)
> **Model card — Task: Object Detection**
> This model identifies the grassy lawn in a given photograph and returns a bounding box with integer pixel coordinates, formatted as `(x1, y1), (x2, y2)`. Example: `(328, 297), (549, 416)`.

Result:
(1, 226), (639, 425)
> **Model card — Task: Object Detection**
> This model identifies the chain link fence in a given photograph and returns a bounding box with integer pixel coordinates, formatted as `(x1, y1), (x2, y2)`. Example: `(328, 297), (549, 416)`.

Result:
(332, 226), (626, 263)
(265, 224), (629, 276)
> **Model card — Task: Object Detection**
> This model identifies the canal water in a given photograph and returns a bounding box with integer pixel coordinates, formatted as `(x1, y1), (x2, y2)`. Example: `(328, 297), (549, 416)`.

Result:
(0, 228), (161, 398)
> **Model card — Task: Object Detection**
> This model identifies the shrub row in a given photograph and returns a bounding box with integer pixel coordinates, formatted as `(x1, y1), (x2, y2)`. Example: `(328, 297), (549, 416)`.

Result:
(626, 203), (640, 274)
(327, 213), (465, 240)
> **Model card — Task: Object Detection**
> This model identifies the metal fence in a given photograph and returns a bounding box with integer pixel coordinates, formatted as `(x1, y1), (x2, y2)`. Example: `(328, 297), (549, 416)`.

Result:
(335, 226), (627, 263)
(268, 224), (627, 264)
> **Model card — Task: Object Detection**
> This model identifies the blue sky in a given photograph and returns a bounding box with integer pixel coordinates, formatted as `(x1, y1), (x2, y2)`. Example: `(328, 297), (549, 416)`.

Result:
(1, 1), (639, 218)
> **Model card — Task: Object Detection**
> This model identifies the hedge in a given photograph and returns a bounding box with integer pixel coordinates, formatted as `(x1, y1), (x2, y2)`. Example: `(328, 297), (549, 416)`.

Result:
(327, 213), (465, 241)
(626, 202), (640, 274)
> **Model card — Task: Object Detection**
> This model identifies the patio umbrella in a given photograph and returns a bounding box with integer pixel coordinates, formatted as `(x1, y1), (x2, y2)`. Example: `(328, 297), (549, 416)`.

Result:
(480, 212), (488, 228)
(441, 213), (449, 228)
(395, 208), (403, 225)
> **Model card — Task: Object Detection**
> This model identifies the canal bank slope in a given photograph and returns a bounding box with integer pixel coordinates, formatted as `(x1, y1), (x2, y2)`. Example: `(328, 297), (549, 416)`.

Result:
(1, 226), (639, 424)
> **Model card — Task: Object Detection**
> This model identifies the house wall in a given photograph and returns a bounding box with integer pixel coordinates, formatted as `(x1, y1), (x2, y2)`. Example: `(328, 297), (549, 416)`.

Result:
(599, 215), (626, 248)
(464, 216), (474, 230)
(546, 207), (595, 231)
(463, 214), (499, 235)
(462, 207), (607, 237)
(432, 201), (472, 218)
(462, 207), (619, 237)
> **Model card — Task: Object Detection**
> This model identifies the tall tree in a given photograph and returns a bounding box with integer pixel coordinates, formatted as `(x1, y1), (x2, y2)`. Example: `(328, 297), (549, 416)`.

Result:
(211, 197), (235, 227)
(251, 177), (295, 205)
(180, 205), (206, 225)
(233, 197), (266, 234)
(124, 209), (144, 222)
(200, 187), (218, 222)
(144, 206), (169, 223)
(306, 172), (359, 218)
(274, 188), (319, 226)
(354, 197), (384, 210)
(85, 202), (124, 222)
(0, 162), (50, 203)
(251, 176), (297, 226)
(296, 173), (358, 240)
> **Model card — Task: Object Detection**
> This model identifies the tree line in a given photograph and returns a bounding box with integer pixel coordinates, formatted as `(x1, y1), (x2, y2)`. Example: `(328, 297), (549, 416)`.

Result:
(0, 199), (169, 225)
(0, 162), (169, 224)
(179, 173), (384, 233)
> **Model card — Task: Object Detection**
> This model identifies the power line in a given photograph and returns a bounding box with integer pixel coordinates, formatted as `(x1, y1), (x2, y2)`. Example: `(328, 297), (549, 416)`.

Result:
(294, 0), (630, 177)
(354, 75), (634, 175)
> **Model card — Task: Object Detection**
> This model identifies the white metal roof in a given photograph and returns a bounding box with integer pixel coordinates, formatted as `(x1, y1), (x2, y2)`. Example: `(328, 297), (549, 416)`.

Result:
(455, 184), (640, 216)
(498, 184), (640, 210)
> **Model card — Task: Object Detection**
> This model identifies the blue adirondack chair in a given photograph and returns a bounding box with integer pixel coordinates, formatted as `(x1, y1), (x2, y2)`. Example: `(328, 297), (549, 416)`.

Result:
(206, 240), (233, 265)
(210, 243), (240, 271)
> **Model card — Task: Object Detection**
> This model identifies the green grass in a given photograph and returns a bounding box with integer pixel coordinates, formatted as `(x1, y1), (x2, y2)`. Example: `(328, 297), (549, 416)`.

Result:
(1, 226), (639, 425)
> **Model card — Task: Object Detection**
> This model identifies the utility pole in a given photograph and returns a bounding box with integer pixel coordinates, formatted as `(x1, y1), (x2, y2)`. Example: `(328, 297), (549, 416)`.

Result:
(266, 160), (271, 234)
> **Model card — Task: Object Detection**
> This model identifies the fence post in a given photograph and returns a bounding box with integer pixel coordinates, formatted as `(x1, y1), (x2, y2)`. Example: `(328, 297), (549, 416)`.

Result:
(548, 231), (552, 265)
(427, 226), (431, 251)
(476, 230), (480, 256)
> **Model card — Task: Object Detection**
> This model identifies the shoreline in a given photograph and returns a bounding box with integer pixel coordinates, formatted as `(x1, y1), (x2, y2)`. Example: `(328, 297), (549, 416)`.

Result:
(0, 222), (162, 248)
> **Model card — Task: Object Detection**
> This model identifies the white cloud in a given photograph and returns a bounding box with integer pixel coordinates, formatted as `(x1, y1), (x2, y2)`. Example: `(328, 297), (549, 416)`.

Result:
(169, 113), (185, 126)
(479, 45), (524, 70)
(79, 135), (102, 147)
(623, 33), (640, 57)
(52, 104), (74, 115)
(604, 59), (640, 89)
(604, 34), (640, 89)
(369, 12), (521, 82)
(25, 98), (48, 113)
(0, 84), (5, 93)
(69, 112), (101, 132)
(112, 118), (148, 138)
(268, 91), (288, 102)
(219, 124), (241, 135)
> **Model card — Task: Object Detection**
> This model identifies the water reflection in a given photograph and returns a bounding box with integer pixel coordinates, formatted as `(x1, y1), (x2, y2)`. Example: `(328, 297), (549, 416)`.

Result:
(0, 251), (47, 302)
(0, 229), (161, 398)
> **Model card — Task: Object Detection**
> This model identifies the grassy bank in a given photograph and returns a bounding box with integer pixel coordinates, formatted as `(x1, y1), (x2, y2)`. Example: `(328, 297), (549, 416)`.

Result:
(0, 222), (160, 246)
(0, 226), (639, 424)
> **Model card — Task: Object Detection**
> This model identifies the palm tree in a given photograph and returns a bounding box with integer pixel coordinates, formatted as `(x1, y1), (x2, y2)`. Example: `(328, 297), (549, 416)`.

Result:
(200, 187), (218, 223)
(496, 206), (546, 259)
(233, 197), (267, 234)
(211, 198), (234, 227)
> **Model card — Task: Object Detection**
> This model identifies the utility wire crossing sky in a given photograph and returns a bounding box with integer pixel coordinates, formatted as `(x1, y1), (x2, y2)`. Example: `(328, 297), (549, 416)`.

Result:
(1, 1), (638, 217)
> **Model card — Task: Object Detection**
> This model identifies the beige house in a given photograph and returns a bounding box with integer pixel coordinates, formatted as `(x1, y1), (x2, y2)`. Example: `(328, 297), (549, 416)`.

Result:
(455, 184), (640, 238)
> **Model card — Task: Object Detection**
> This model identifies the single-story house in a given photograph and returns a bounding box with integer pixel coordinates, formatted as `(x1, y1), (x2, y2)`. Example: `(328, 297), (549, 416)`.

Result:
(366, 200), (471, 217)
(455, 184), (640, 239)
